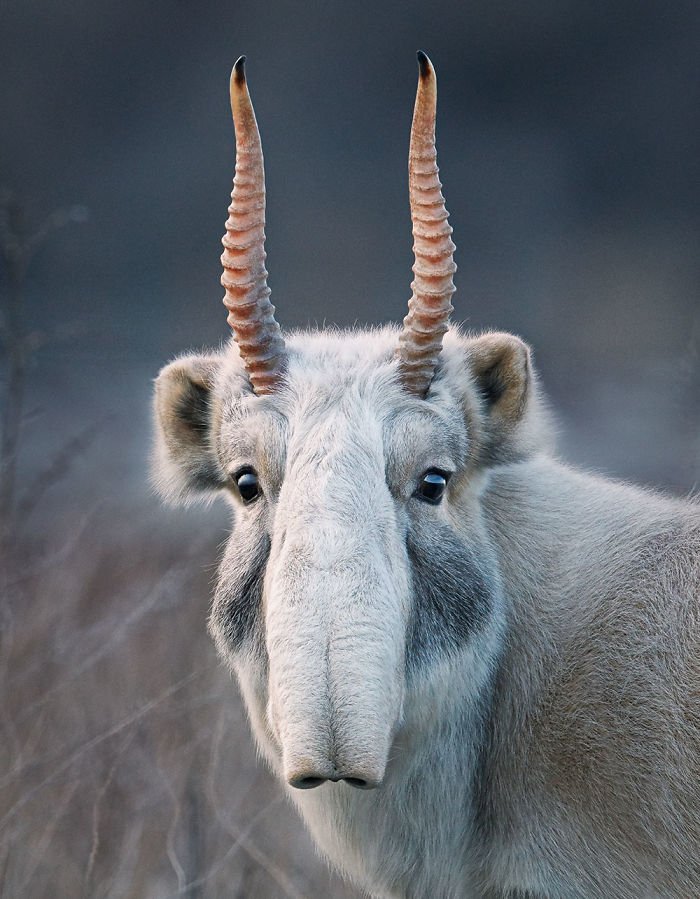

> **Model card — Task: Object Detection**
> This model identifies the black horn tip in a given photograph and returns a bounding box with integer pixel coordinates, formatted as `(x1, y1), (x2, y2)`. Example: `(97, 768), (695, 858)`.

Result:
(233, 55), (247, 85)
(416, 50), (432, 79)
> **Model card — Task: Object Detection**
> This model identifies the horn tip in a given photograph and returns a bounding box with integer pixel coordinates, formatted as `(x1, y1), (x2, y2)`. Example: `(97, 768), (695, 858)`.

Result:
(416, 50), (433, 79)
(232, 55), (247, 87)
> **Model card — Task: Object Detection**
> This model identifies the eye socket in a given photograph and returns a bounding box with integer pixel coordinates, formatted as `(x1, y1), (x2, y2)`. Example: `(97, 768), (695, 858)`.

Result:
(233, 467), (262, 504)
(415, 469), (450, 505)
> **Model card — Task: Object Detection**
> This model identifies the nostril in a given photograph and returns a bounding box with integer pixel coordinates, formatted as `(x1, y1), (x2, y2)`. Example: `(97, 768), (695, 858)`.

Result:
(288, 775), (327, 790)
(342, 776), (376, 790)
(286, 764), (382, 791)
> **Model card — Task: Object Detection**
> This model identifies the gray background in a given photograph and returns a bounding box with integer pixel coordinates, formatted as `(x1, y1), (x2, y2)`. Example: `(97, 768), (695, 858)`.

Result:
(1, 0), (698, 895)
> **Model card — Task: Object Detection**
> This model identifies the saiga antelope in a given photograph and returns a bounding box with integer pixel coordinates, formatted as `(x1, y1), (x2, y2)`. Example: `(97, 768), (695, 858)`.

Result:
(153, 53), (700, 898)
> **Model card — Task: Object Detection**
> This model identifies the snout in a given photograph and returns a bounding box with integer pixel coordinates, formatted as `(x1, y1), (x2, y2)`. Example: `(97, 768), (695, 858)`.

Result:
(267, 640), (398, 797)
(269, 647), (399, 796)
(264, 506), (410, 801)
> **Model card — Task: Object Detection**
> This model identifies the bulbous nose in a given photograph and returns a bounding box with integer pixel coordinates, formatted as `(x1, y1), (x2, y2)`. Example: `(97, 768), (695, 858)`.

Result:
(287, 770), (380, 790)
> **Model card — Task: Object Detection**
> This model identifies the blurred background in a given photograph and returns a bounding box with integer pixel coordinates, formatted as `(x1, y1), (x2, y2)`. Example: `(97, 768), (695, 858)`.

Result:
(1, 0), (698, 895)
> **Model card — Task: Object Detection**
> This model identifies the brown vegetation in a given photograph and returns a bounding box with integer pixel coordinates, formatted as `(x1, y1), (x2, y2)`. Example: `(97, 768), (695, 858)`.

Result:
(0, 510), (361, 898)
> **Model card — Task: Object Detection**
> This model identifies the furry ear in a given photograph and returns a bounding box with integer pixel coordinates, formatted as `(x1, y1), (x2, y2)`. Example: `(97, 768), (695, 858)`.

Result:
(152, 354), (226, 502)
(465, 332), (541, 465)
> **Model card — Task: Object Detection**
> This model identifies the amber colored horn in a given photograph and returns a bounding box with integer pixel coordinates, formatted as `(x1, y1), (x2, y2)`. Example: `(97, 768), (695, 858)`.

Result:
(221, 56), (286, 395)
(397, 51), (457, 397)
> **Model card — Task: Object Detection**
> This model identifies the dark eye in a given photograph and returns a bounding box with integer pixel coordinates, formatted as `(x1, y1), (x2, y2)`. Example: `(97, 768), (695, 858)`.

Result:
(234, 467), (262, 504)
(415, 469), (449, 505)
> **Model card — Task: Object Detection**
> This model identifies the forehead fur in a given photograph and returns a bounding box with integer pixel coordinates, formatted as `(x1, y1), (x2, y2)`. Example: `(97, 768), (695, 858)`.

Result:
(216, 324), (475, 413)
(212, 325), (476, 478)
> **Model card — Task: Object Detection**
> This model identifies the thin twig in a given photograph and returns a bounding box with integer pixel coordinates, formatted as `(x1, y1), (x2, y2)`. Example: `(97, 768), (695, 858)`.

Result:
(83, 730), (136, 896)
(0, 670), (202, 836)
(102, 818), (144, 899)
(4, 504), (101, 591)
(202, 709), (305, 899)
(0, 191), (87, 534)
(15, 420), (105, 525)
(17, 777), (80, 893)
(13, 556), (194, 729)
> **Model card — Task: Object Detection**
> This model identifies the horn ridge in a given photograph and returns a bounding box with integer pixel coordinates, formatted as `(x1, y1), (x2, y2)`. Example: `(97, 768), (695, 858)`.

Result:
(221, 56), (286, 395)
(398, 51), (457, 398)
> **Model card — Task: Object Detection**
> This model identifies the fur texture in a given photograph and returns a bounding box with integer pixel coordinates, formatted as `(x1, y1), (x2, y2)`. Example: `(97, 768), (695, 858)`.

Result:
(152, 325), (700, 898)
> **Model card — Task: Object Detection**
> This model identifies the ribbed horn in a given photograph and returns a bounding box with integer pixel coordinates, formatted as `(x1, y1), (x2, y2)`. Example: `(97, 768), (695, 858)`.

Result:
(397, 51), (457, 397)
(221, 56), (286, 395)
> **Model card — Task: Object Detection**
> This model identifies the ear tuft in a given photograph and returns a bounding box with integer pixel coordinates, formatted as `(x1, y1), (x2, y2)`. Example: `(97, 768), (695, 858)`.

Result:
(152, 354), (226, 503)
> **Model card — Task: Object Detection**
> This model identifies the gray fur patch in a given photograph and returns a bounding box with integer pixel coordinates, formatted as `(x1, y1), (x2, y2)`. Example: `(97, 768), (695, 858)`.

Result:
(211, 533), (270, 653)
(405, 524), (495, 673)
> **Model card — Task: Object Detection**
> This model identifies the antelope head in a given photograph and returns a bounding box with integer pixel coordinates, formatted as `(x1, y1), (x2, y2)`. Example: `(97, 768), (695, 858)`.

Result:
(153, 53), (544, 790)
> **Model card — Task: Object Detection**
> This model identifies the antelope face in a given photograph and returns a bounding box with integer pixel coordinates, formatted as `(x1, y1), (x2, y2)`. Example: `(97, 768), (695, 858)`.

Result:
(152, 54), (540, 789)
(154, 328), (536, 788)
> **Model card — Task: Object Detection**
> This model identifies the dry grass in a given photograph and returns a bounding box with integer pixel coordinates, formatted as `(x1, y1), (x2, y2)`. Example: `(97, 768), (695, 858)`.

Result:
(0, 504), (360, 898)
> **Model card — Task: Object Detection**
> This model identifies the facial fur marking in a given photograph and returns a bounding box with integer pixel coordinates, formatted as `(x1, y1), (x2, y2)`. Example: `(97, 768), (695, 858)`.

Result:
(405, 524), (495, 673)
(210, 532), (270, 655)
